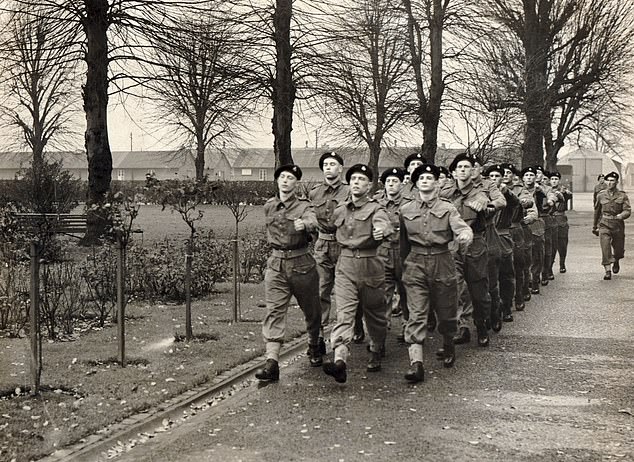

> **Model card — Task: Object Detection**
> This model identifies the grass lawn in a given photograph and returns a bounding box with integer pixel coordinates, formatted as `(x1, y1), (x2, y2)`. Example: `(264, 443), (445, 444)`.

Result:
(0, 203), (313, 462)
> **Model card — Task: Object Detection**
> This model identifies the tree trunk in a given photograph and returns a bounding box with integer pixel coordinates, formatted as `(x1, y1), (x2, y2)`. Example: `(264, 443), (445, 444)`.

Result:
(195, 136), (205, 181)
(368, 141), (382, 191)
(521, 0), (549, 168)
(544, 123), (564, 171)
(81, 0), (112, 244)
(271, 0), (295, 168)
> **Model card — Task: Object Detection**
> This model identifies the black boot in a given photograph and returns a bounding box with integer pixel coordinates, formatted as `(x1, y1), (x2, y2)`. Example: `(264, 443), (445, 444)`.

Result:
(404, 361), (424, 383)
(436, 342), (456, 368)
(453, 327), (471, 345)
(427, 310), (437, 333)
(366, 351), (382, 372)
(515, 301), (525, 311)
(255, 359), (279, 381)
(613, 259), (620, 274)
(318, 337), (327, 356)
(308, 344), (323, 367)
(477, 326), (490, 347)
(323, 360), (347, 383)
(503, 313), (514, 322)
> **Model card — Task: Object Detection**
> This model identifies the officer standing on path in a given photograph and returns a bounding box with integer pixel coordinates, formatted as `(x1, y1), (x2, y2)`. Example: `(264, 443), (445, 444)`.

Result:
(549, 172), (573, 273)
(400, 164), (473, 383)
(323, 164), (393, 384)
(255, 165), (323, 382)
(593, 171), (631, 280)
(309, 152), (349, 348)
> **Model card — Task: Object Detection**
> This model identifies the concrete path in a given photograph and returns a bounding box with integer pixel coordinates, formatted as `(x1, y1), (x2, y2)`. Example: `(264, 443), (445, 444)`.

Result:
(115, 210), (633, 462)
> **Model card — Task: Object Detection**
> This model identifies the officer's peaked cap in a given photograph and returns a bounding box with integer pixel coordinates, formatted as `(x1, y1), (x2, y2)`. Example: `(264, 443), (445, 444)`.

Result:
(605, 171), (619, 181)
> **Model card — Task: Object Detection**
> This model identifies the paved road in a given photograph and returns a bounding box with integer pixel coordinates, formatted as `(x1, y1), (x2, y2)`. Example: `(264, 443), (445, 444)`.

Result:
(117, 210), (633, 462)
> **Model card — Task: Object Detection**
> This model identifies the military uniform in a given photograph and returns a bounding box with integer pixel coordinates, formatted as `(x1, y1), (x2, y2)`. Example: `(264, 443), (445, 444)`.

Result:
(593, 186), (631, 271)
(523, 182), (555, 291)
(551, 183), (573, 272)
(329, 194), (393, 372)
(256, 165), (323, 382)
(493, 184), (519, 321)
(510, 181), (537, 306)
(441, 178), (493, 344)
(309, 180), (350, 327)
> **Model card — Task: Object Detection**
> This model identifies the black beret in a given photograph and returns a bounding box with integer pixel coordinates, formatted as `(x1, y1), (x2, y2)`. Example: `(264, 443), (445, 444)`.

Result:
(274, 164), (302, 180)
(411, 163), (440, 183)
(520, 166), (537, 177)
(597, 174), (605, 180)
(380, 167), (405, 183)
(404, 152), (427, 169)
(485, 164), (504, 176)
(605, 171), (619, 181)
(318, 151), (344, 170)
(448, 152), (476, 172)
(438, 166), (450, 177)
(502, 163), (519, 175)
(549, 171), (561, 179)
(534, 165), (544, 172)
(345, 163), (373, 183)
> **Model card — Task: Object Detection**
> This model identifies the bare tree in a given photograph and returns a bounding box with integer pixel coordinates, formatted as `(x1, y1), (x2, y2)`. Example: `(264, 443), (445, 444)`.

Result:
(309, 0), (412, 184)
(479, 0), (634, 168)
(4, 0), (209, 242)
(144, 16), (252, 180)
(0, 10), (79, 167)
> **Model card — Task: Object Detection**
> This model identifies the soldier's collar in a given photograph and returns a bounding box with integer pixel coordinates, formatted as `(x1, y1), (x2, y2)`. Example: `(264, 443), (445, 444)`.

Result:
(348, 195), (369, 208)
(275, 193), (297, 208)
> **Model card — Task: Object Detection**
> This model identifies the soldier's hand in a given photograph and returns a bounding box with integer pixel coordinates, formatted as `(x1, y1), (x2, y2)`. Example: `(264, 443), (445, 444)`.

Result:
(615, 213), (623, 220)
(294, 218), (306, 231)
(592, 228), (599, 236)
(466, 197), (487, 212)
(372, 226), (384, 240)
(455, 231), (473, 247)
(520, 198), (533, 208)
(547, 200), (555, 206)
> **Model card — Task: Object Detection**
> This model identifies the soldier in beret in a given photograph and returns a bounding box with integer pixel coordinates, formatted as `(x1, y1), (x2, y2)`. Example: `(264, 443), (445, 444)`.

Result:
(309, 151), (350, 352)
(400, 164), (473, 382)
(593, 171), (631, 280)
(549, 171), (573, 273)
(255, 165), (323, 381)
(402, 153), (426, 201)
(442, 153), (495, 347)
(323, 164), (393, 383)
(534, 165), (559, 285)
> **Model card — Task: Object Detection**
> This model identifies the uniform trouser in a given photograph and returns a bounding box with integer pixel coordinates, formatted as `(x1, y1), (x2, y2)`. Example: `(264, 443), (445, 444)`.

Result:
(487, 247), (501, 325)
(522, 226), (533, 295)
(403, 251), (458, 345)
(331, 255), (387, 355)
(543, 220), (555, 278)
(314, 238), (341, 327)
(599, 219), (626, 266)
(510, 227), (525, 305)
(548, 224), (559, 274)
(531, 233), (545, 287)
(555, 215), (569, 268)
(454, 235), (491, 331)
(497, 233), (515, 316)
(262, 254), (321, 347)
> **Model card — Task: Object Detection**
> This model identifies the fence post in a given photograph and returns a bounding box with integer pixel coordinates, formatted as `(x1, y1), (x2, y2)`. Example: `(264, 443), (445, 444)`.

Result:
(232, 238), (239, 322)
(185, 238), (193, 341)
(29, 240), (41, 395)
(116, 234), (126, 367)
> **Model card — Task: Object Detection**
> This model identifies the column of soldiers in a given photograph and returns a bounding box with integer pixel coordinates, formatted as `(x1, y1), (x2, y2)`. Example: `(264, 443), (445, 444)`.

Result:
(255, 151), (579, 384)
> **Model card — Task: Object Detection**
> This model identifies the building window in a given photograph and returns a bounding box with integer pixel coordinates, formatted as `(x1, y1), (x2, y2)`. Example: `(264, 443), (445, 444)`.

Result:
(241, 168), (252, 176)
(117, 170), (125, 181)
(259, 169), (267, 181)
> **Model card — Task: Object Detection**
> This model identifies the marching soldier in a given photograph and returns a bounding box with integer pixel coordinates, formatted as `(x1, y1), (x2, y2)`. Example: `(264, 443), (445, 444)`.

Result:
(535, 166), (558, 285)
(400, 164), (473, 383)
(441, 153), (495, 347)
(401, 153), (426, 201)
(549, 171), (573, 273)
(309, 152), (349, 350)
(323, 164), (393, 383)
(255, 165), (323, 382)
(593, 171), (631, 280)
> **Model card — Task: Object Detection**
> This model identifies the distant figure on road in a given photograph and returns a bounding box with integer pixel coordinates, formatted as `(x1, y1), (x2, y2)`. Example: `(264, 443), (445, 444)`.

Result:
(593, 174), (607, 206)
(593, 171), (631, 280)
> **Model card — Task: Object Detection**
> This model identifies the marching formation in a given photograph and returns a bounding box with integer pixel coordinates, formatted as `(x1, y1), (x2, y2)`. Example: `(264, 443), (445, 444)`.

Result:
(253, 150), (622, 385)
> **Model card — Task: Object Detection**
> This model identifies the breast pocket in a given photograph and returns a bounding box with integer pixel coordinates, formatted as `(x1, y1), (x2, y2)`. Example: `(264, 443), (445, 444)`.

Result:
(352, 207), (374, 235)
(401, 210), (422, 237)
(430, 209), (451, 240)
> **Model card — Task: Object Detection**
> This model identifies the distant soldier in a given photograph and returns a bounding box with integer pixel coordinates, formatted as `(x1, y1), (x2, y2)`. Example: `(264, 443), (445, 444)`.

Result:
(593, 174), (607, 206)
(400, 164), (473, 383)
(593, 171), (631, 280)
(309, 152), (349, 350)
(323, 164), (393, 383)
(549, 172), (573, 273)
(401, 153), (426, 201)
(535, 166), (558, 285)
(255, 165), (323, 382)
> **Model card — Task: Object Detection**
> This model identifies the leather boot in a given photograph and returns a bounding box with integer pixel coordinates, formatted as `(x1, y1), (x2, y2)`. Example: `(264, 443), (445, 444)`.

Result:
(366, 351), (382, 372)
(404, 361), (424, 383)
(323, 360), (347, 383)
(318, 337), (327, 356)
(477, 326), (490, 347)
(441, 342), (455, 368)
(453, 327), (471, 345)
(613, 260), (620, 274)
(255, 359), (279, 381)
(308, 344), (323, 367)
